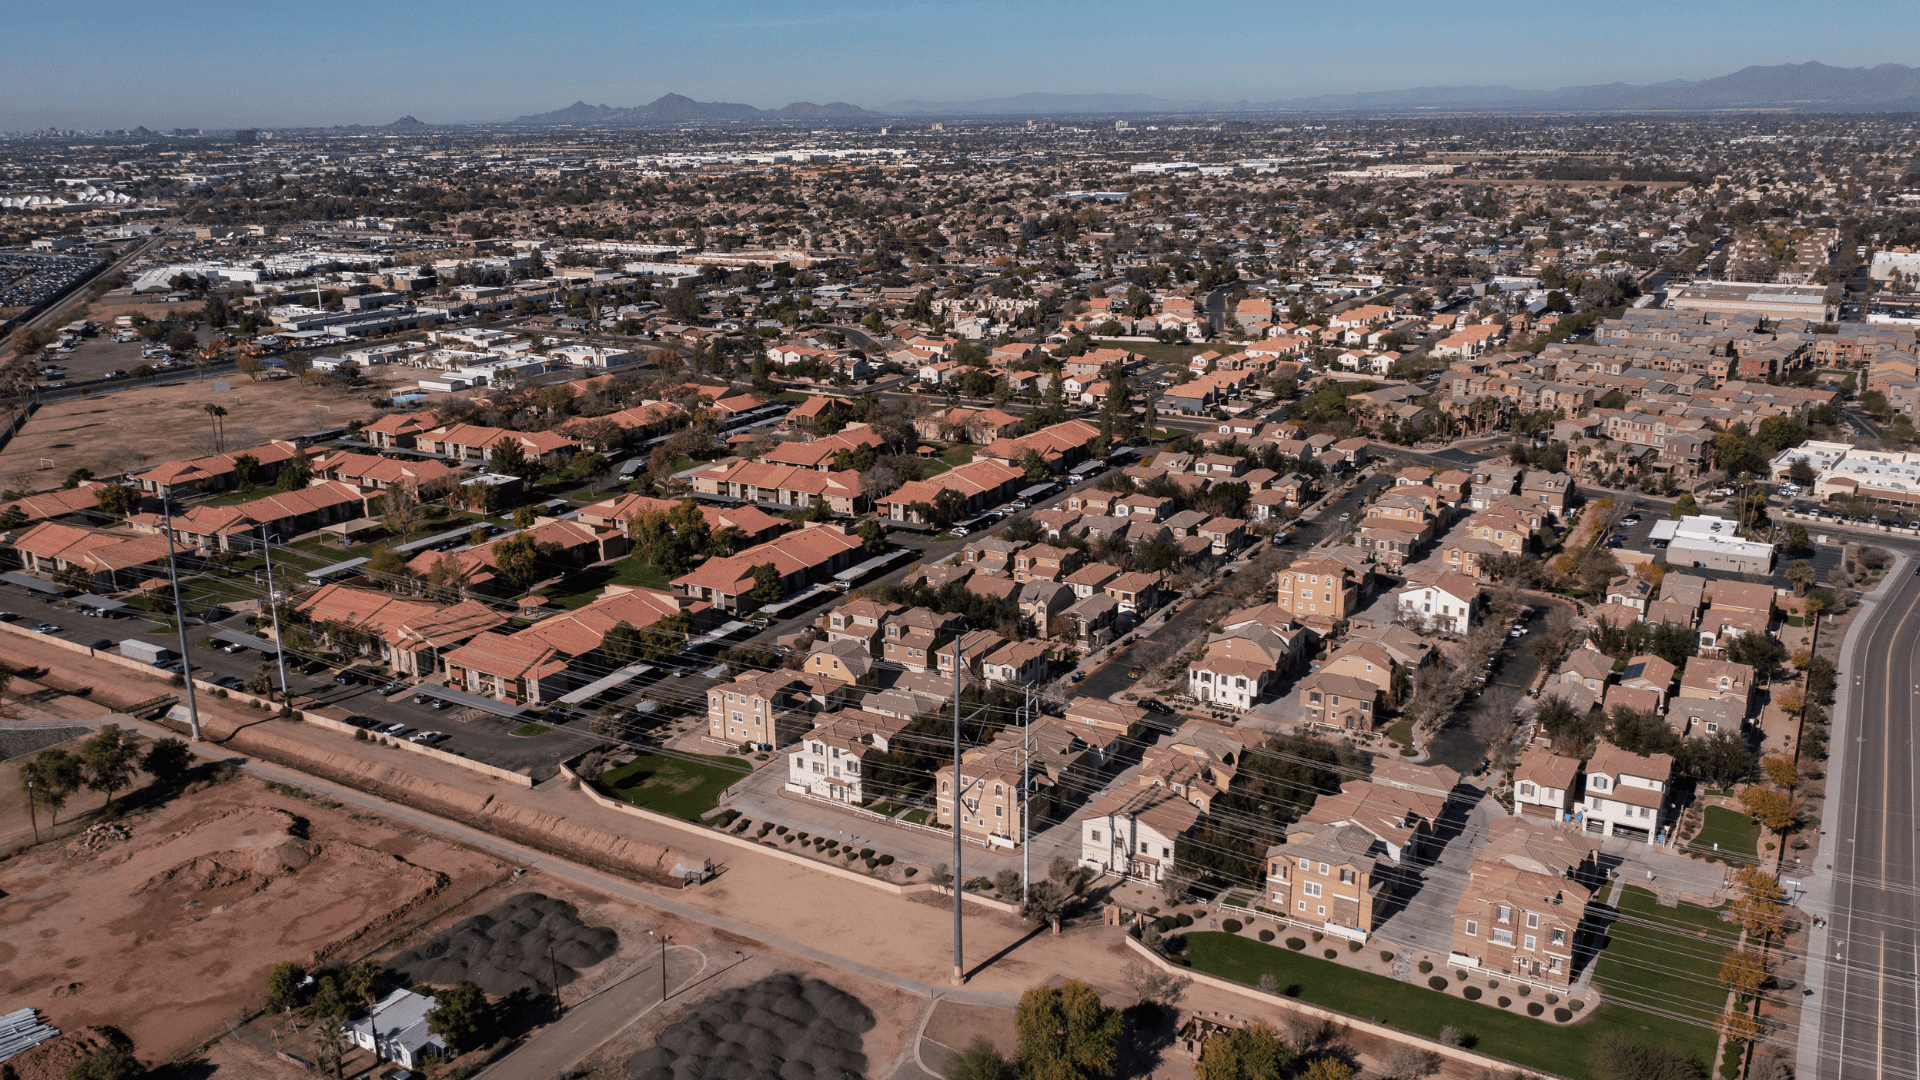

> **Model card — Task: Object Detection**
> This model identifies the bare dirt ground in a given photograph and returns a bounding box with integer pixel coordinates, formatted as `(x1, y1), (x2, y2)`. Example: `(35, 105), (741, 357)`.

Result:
(0, 771), (504, 1062)
(0, 374), (393, 486)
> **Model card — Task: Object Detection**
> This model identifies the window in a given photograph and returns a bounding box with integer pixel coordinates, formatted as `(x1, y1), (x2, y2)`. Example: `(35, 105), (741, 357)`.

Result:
(1551, 928), (1567, 946)
(1303, 882), (1322, 898)
(1592, 776), (1608, 791)
(1317, 905), (1326, 917)
(1465, 920), (1478, 937)
(1491, 928), (1514, 945)
(1496, 905), (1511, 924)
(1339, 868), (1356, 885)
(1591, 798), (1605, 810)
(1519, 782), (1535, 797)
(1318, 863), (1330, 875)
(732, 711), (744, 724)
(1524, 935), (1537, 951)
(1140, 841), (1151, 854)
(1298, 900), (1307, 912)
(1299, 857), (1311, 870)
(1091, 830), (1102, 842)
(1526, 912), (1539, 929)
(1549, 956), (1562, 971)
(941, 781), (950, 794)
(995, 805), (1002, 818)
(812, 761), (824, 775)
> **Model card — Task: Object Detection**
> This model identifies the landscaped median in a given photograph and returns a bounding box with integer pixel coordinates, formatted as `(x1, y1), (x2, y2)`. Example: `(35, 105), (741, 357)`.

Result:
(1181, 920), (1718, 1080)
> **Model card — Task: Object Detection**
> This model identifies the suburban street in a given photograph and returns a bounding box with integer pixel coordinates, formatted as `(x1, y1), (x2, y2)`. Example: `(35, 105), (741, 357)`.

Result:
(1814, 554), (1920, 1080)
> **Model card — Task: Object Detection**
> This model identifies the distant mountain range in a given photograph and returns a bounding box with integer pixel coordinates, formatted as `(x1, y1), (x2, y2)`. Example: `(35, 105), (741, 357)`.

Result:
(447, 61), (1920, 130)
(881, 62), (1920, 115)
(506, 93), (881, 125)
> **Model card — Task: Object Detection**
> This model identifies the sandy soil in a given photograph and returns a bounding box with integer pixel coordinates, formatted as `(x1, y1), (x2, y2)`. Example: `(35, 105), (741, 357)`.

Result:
(0, 774), (504, 1062)
(0, 373), (392, 485)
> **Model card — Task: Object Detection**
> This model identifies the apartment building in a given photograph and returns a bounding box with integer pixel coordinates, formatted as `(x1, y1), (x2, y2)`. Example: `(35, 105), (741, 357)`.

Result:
(1264, 824), (1392, 942)
(707, 669), (840, 749)
(1274, 556), (1367, 620)
(1450, 861), (1592, 989)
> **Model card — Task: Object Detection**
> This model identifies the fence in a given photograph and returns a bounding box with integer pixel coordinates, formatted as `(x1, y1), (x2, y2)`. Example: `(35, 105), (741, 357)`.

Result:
(0, 400), (39, 455)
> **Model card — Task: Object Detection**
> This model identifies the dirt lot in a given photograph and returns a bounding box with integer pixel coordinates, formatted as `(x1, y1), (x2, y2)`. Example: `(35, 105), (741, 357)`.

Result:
(0, 374), (393, 485)
(0, 772), (505, 1062)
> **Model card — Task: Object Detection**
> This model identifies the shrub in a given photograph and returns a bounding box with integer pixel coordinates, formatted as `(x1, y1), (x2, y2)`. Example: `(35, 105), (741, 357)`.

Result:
(1418, 960), (1433, 974)
(1258, 930), (1274, 943)
(1222, 918), (1242, 933)
(1147, 906), (1159, 915)
(1463, 986), (1482, 1000)
(1285, 984), (1302, 997)
(1518, 985), (1530, 997)
(1545, 993), (1559, 1004)
(1428, 976), (1448, 991)
(1487, 979), (1499, 988)
(859, 848), (874, 859)
(864, 857), (878, 868)
(878, 854), (895, 866)
(904, 867), (917, 877)
(1324, 949), (1338, 959)
(1569, 1000), (1585, 1012)
(1497, 996), (1511, 1008)
(1312, 931), (1324, 942)
(1348, 940), (1362, 952)
(775, 825), (788, 834)
(1554, 1007), (1572, 1022)
(1176, 913), (1193, 928)
(1380, 951), (1395, 963)
(1528, 1002), (1544, 1017)
(1286, 937), (1306, 951)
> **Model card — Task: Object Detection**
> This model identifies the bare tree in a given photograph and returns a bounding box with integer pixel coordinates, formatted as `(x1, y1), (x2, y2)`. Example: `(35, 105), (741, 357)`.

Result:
(1122, 961), (1191, 1011)
(1375, 1042), (1443, 1080)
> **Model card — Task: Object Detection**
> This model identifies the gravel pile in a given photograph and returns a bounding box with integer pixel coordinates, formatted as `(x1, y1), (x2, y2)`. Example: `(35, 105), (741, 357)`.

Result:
(0, 727), (89, 761)
(626, 973), (874, 1080)
(387, 893), (618, 996)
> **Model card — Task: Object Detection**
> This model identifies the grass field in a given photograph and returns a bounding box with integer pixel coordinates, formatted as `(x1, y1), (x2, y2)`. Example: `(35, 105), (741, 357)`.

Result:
(597, 752), (751, 821)
(939, 444), (980, 465)
(1185, 924), (1718, 1080)
(1687, 806), (1760, 861)
(538, 556), (672, 608)
(509, 723), (552, 737)
(1593, 886), (1737, 1033)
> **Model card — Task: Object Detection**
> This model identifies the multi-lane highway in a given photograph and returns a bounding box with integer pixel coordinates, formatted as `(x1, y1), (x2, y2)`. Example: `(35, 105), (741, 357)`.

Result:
(1815, 555), (1920, 1080)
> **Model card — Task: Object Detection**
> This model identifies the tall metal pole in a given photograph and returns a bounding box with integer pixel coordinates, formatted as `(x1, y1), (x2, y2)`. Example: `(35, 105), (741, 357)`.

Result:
(25, 776), (37, 845)
(160, 490), (202, 741)
(1021, 687), (1032, 906)
(951, 630), (966, 985)
(260, 526), (289, 706)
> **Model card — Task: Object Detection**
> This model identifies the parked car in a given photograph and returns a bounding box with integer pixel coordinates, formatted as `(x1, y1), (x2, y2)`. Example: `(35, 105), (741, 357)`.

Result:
(87, 638), (112, 650)
(345, 715), (380, 729)
(32, 622), (61, 634)
(332, 670), (366, 685)
(409, 731), (448, 744)
(212, 676), (244, 690)
(299, 660), (327, 675)
(429, 697), (450, 710)
(380, 723), (410, 738)
(379, 680), (405, 696)
(0, 612), (16, 622)
(1619, 515), (1641, 526)
(221, 640), (249, 654)
(411, 692), (431, 704)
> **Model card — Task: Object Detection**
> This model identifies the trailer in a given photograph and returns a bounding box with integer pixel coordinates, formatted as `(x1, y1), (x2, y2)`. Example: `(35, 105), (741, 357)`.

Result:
(119, 639), (172, 665)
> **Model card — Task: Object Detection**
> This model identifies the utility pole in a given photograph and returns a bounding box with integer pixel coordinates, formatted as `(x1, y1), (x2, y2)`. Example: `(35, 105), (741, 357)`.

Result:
(1021, 687), (1033, 906)
(24, 775), (36, 845)
(160, 490), (202, 741)
(260, 526), (289, 706)
(548, 941), (562, 1013)
(951, 630), (967, 985)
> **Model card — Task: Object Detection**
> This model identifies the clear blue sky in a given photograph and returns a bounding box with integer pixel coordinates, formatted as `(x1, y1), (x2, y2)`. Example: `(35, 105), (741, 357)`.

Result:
(7, 0), (1920, 129)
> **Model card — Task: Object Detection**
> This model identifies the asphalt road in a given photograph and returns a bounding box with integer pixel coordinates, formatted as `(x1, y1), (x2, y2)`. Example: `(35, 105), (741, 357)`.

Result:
(1817, 561), (1920, 1080)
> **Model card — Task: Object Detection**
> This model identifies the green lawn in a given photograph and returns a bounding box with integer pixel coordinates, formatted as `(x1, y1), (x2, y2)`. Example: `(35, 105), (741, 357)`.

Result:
(597, 752), (751, 821)
(939, 444), (980, 465)
(921, 460), (951, 477)
(509, 723), (553, 737)
(1185, 928), (1717, 1080)
(1594, 886), (1738, 1034)
(1386, 718), (1415, 747)
(1688, 806), (1761, 861)
(1093, 338), (1213, 365)
(538, 557), (673, 608)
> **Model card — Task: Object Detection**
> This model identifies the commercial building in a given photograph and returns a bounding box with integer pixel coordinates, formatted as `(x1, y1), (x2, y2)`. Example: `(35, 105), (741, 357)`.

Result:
(1669, 281), (1832, 322)
(1646, 515), (1773, 575)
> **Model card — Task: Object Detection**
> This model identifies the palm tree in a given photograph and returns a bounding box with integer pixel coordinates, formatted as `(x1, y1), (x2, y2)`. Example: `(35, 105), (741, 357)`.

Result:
(203, 403), (228, 453)
(1785, 560), (1816, 596)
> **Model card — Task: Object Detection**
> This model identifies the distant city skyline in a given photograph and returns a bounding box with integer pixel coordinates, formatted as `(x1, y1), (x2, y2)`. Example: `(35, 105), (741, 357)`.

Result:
(8, 0), (1920, 130)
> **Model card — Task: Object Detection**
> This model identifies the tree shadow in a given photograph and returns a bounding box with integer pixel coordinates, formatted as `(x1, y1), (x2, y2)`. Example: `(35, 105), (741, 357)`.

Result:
(1114, 1002), (1177, 1080)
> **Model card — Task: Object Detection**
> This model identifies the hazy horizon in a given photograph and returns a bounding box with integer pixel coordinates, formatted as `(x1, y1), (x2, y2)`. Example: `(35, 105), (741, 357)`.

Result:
(8, 0), (1920, 130)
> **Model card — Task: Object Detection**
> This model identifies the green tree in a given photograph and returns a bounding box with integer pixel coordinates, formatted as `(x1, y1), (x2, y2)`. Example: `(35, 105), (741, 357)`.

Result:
(142, 737), (194, 787)
(1197, 1023), (1295, 1080)
(63, 467), (95, 490)
(95, 484), (141, 517)
(858, 518), (888, 554)
(1298, 1059), (1356, 1080)
(1785, 559), (1816, 595)
(311, 1013), (349, 1080)
(427, 980), (492, 1053)
(1861, 390), (1891, 418)
(20, 748), (84, 826)
(1014, 980), (1122, 1080)
(79, 724), (141, 805)
(365, 545), (413, 581)
(491, 533), (556, 593)
(344, 958), (386, 1010)
(750, 562), (784, 602)
(66, 1041), (142, 1080)
(1135, 533), (1184, 573)
(488, 437), (537, 481)
(946, 1038), (1013, 1080)
(1022, 449), (1051, 483)
(276, 449), (314, 491)
(265, 961), (307, 1013)
(1586, 1032), (1706, 1080)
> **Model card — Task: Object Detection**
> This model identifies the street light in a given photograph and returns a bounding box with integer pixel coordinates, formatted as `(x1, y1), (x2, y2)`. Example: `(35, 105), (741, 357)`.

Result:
(260, 526), (290, 706)
(649, 929), (671, 1002)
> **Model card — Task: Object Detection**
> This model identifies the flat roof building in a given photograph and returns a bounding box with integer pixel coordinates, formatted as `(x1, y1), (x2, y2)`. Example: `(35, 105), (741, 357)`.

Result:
(1670, 281), (1832, 322)
(1649, 515), (1773, 575)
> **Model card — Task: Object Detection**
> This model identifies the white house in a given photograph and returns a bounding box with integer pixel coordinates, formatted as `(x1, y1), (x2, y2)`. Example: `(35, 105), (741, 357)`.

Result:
(1078, 787), (1201, 884)
(1395, 572), (1481, 635)
(547, 344), (635, 368)
(1575, 742), (1673, 845)
(784, 710), (911, 804)
(1511, 745), (1579, 822)
(350, 989), (447, 1069)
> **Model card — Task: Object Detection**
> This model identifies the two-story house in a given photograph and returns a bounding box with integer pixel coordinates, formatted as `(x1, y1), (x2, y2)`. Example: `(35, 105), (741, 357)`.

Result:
(1297, 671), (1379, 731)
(1575, 741), (1674, 844)
(785, 709), (912, 803)
(1511, 744), (1581, 822)
(707, 670), (842, 749)
(882, 608), (963, 673)
(1078, 787), (1203, 884)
